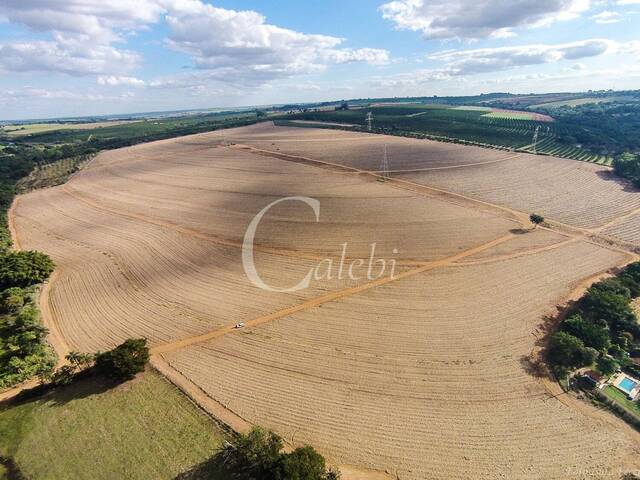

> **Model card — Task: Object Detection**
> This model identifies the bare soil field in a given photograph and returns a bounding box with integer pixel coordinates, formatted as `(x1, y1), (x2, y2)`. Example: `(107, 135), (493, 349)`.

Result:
(12, 123), (640, 479)
(164, 241), (639, 479)
(206, 123), (640, 233)
(12, 135), (512, 352)
(602, 212), (640, 246)
(400, 160), (640, 230)
(212, 122), (519, 171)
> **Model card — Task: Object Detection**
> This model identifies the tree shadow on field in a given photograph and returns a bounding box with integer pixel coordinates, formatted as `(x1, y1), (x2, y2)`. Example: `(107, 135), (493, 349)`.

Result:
(509, 228), (532, 235)
(520, 303), (577, 379)
(3, 372), (121, 409)
(595, 170), (639, 192)
(174, 451), (247, 480)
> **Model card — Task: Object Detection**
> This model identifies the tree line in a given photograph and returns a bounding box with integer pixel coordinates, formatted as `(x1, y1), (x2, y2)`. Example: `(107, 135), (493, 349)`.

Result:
(0, 251), (55, 388)
(613, 153), (640, 188)
(548, 262), (640, 381)
(218, 426), (340, 480)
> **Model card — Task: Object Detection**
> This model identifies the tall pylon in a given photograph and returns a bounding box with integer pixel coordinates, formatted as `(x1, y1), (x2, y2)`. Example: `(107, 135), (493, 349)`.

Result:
(379, 144), (390, 179)
(531, 125), (540, 154)
(366, 111), (373, 132)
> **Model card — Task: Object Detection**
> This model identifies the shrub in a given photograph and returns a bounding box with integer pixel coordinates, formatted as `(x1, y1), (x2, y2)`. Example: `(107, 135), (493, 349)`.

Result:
(529, 213), (544, 226)
(94, 338), (149, 381)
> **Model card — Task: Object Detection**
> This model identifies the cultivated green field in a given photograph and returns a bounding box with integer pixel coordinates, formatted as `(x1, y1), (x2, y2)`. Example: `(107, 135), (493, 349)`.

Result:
(0, 371), (227, 480)
(0, 121), (136, 137)
(16, 112), (259, 144)
(482, 111), (540, 120)
(16, 155), (93, 192)
(282, 104), (610, 164)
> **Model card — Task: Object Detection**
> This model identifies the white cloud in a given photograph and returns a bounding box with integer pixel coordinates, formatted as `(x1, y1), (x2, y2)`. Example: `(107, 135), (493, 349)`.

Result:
(0, 38), (139, 76)
(370, 39), (630, 89)
(0, 86), (134, 102)
(0, 0), (389, 86)
(0, 1), (167, 43)
(428, 39), (617, 75)
(97, 75), (146, 86)
(592, 10), (622, 23)
(164, 1), (390, 84)
(380, 0), (591, 39)
(0, 0), (158, 76)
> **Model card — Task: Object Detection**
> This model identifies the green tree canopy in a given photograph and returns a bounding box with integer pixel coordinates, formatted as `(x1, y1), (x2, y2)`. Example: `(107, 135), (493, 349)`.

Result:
(276, 446), (327, 480)
(548, 332), (597, 369)
(563, 314), (611, 351)
(95, 338), (149, 381)
(0, 251), (54, 290)
(597, 355), (619, 376)
(529, 214), (544, 226)
(580, 282), (638, 335)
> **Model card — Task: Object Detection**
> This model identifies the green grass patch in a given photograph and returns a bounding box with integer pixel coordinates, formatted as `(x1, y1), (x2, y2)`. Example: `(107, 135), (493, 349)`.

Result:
(602, 385), (640, 418)
(0, 370), (228, 480)
(482, 111), (537, 121)
(451, 105), (493, 111)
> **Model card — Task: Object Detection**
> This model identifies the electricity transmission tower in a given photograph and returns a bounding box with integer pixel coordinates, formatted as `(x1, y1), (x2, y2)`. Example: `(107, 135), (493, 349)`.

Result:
(531, 125), (540, 154)
(379, 144), (390, 179)
(366, 111), (373, 132)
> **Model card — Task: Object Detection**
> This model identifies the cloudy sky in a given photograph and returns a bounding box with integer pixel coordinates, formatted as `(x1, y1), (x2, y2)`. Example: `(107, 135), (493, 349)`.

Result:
(0, 0), (638, 119)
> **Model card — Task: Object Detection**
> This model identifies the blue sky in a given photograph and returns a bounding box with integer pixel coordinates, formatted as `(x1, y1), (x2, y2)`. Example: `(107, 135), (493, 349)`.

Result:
(0, 0), (638, 119)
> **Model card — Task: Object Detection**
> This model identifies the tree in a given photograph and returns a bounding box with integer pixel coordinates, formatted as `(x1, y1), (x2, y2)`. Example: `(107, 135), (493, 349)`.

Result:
(52, 364), (77, 385)
(562, 314), (611, 351)
(588, 278), (631, 299)
(94, 338), (149, 381)
(65, 351), (93, 370)
(226, 427), (283, 477)
(597, 355), (619, 376)
(0, 287), (25, 313)
(0, 251), (55, 290)
(548, 332), (597, 369)
(613, 152), (640, 184)
(622, 262), (640, 284)
(222, 427), (336, 480)
(580, 284), (638, 335)
(529, 214), (544, 228)
(275, 446), (327, 480)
